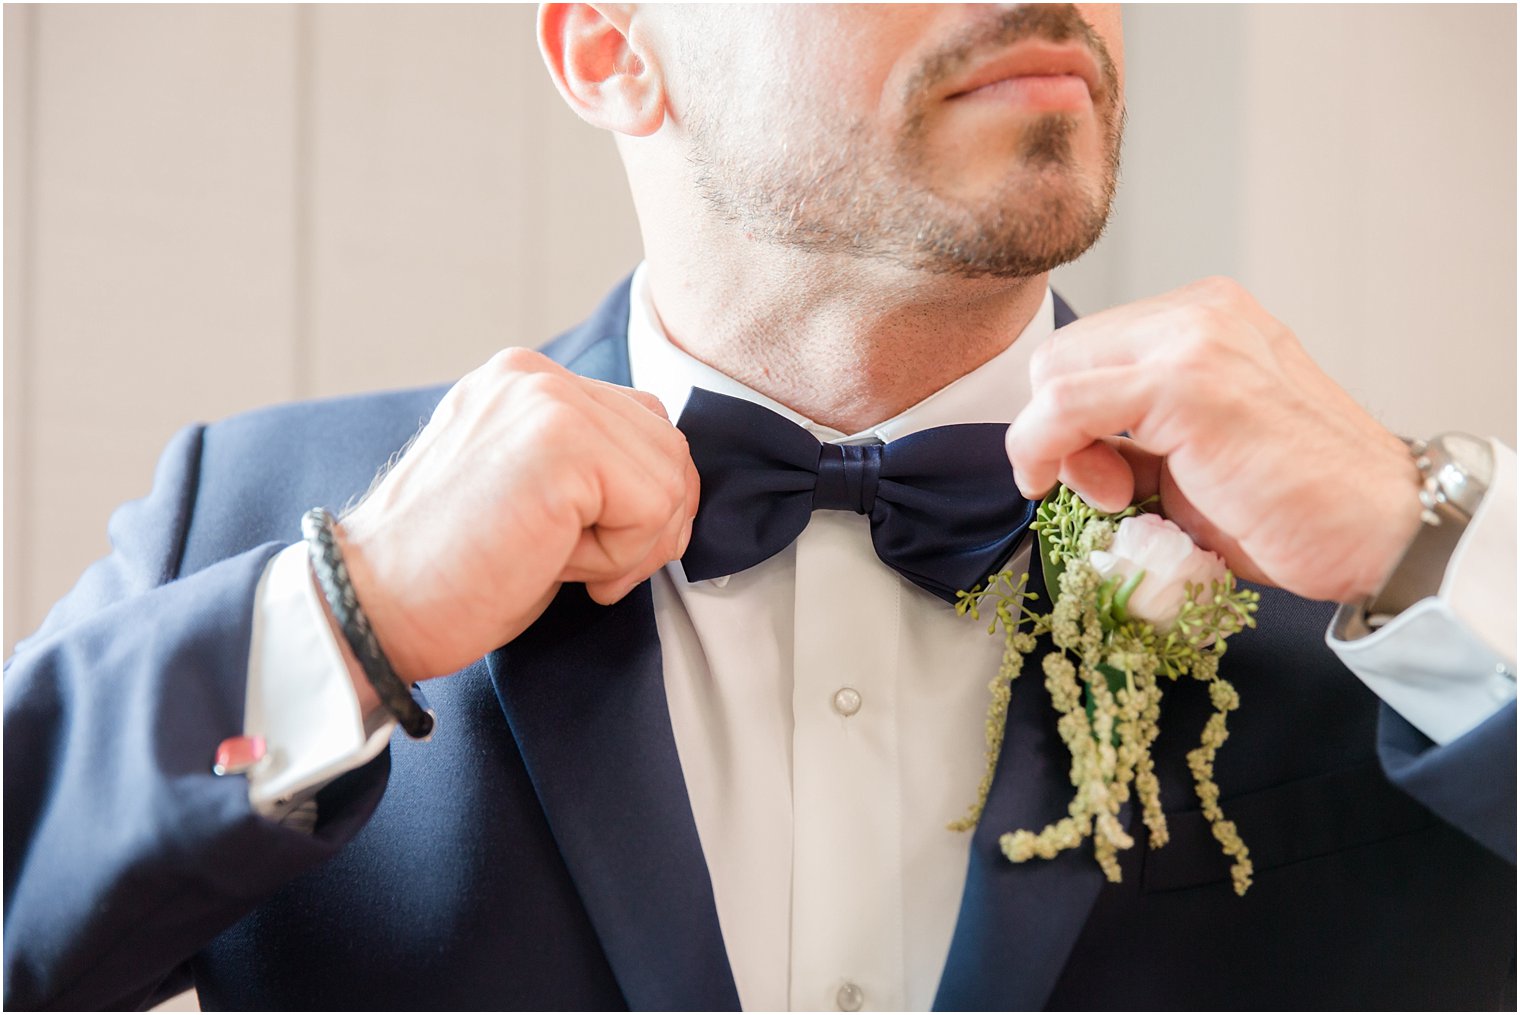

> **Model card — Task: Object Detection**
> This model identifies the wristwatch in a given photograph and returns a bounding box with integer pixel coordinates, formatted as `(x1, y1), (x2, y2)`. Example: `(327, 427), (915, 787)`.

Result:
(1360, 432), (1495, 630)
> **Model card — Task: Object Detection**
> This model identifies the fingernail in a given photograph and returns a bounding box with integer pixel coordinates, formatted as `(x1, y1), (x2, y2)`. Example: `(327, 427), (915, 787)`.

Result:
(677, 517), (694, 557)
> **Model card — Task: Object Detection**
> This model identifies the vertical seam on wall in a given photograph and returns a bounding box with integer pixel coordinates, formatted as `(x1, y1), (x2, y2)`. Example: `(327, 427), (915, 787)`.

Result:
(10, 6), (41, 647)
(517, 11), (544, 348)
(292, 4), (314, 400)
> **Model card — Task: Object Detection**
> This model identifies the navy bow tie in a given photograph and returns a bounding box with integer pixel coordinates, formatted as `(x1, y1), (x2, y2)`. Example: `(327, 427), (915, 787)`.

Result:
(675, 387), (1036, 603)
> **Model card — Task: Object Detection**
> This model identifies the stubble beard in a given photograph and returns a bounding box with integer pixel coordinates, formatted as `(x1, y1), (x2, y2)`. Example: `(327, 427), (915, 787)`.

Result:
(684, 9), (1124, 280)
(687, 100), (1122, 281)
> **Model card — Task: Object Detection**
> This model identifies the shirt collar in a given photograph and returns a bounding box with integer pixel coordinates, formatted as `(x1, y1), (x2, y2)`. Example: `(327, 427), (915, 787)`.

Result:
(625, 262), (1056, 444)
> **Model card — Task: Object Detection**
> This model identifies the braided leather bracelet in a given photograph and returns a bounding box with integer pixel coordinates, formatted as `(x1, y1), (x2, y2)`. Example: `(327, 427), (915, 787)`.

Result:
(301, 507), (435, 740)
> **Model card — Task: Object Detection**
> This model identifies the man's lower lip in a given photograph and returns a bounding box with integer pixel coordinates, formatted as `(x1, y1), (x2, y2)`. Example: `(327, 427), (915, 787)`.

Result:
(954, 74), (1092, 109)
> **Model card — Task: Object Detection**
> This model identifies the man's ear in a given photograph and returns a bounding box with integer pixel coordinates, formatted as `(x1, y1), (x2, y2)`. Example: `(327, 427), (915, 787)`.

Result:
(539, 4), (664, 137)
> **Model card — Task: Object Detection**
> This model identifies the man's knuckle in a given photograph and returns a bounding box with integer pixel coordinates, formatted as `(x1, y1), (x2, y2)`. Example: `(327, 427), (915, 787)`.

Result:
(629, 388), (667, 416)
(515, 346), (552, 370)
(659, 422), (690, 460)
(1162, 338), (1206, 378)
(1168, 305), (1224, 350)
(663, 469), (687, 510)
(652, 457), (681, 495)
(488, 346), (542, 374)
(654, 529), (682, 563)
(1193, 274), (1243, 303)
(515, 369), (573, 406)
(431, 384), (467, 422)
(1029, 342), (1056, 384)
(1042, 376), (1081, 415)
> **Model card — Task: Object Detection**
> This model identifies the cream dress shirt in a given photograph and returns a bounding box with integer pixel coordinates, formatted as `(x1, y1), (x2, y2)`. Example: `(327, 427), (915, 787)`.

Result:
(243, 264), (1517, 1011)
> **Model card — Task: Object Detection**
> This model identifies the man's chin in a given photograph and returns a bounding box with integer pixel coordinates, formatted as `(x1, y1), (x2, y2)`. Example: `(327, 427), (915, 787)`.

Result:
(898, 187), (1111, 279)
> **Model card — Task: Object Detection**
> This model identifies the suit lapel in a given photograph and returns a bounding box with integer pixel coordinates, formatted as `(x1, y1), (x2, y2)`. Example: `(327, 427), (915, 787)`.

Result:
(1053, 291), (1078, 330)
(933, 551), (1111, 1009)
(536, 276), (636, 386)
(489, 584), (739, 1011)
(933, 297), (1106, 1010)
(488, 281), (739, 1010)
(494, 279), (1088, 1011)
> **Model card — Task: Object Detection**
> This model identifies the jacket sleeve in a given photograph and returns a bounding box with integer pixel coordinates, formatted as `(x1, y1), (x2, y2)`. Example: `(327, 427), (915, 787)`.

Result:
(1327, 439), (1517, 864)
(3, 425), (388, 1010)
(1377, 701), (1516, 863)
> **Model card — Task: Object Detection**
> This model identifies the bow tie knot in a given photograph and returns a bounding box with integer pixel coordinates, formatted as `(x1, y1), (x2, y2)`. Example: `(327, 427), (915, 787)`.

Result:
(675, 388), (1036, 603)
(814, 443), (883, 514)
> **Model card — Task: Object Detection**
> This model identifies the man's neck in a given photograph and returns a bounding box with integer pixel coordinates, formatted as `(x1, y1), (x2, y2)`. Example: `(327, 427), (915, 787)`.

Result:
(642, 249), (1049, 434)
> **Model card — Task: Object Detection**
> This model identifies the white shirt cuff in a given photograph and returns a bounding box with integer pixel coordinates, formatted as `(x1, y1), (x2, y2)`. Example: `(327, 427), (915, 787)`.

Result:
(245, 542), (395, 819)
(1328, 438), (1517, 745)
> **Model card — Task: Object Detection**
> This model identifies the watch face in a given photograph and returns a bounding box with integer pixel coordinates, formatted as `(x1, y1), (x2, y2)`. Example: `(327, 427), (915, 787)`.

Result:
(1432, 432), (1493, 516)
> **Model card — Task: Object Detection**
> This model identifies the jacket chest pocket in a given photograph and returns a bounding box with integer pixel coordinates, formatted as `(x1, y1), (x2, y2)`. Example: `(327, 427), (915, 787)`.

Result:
(1140, 761), (1438, 893)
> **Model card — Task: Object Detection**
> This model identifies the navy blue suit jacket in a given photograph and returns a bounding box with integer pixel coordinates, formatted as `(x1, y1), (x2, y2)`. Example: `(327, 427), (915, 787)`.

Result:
(5, 279), (1515, 1010)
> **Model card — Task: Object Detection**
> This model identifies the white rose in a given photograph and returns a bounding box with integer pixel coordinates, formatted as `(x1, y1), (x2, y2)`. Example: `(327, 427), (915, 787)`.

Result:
(1088, 514), (1228, 632)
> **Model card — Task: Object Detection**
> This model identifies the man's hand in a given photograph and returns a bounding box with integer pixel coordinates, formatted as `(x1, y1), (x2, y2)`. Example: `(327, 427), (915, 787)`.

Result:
(1006, 276), (1423, 605)
(335, 347), (699, 685)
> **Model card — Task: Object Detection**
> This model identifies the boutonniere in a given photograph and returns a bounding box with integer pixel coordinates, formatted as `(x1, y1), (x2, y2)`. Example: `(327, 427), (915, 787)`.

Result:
(950, 485), (1261, 895)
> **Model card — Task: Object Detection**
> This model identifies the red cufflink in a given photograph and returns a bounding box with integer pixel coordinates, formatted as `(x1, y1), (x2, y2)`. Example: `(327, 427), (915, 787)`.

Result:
(212, 735), (267, 776)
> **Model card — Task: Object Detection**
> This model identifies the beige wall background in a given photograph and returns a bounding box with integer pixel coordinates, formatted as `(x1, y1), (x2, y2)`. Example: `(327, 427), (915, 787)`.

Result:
(6, 2), (1516, 672)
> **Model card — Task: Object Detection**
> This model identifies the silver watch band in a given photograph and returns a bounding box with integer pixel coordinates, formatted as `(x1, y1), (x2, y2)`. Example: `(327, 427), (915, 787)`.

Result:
(1362, 433), (1493, 629)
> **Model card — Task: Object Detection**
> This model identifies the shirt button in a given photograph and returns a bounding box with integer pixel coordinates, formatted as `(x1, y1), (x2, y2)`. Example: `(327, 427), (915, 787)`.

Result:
(832, 687), (862, 717)
(836, 981), (865, 1011)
